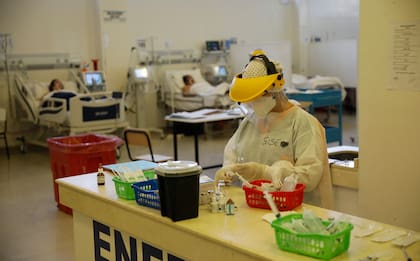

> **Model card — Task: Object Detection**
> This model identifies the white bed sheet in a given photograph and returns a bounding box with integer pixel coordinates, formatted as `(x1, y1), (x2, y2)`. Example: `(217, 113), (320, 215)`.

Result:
(291, 74), (347, 100)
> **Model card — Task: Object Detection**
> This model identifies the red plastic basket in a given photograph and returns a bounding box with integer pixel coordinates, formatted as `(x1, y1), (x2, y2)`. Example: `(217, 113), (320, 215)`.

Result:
(242, 180), (305, 211)
(47, 134), (123, 214)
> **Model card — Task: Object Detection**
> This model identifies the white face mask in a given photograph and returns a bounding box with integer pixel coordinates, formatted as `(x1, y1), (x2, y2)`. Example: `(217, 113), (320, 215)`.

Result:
(249, 96), (276, 118)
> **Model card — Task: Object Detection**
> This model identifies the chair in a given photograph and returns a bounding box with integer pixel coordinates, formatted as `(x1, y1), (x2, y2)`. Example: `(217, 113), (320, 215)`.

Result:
(0, 108), (10, 159)
(123, 128), (172, 163)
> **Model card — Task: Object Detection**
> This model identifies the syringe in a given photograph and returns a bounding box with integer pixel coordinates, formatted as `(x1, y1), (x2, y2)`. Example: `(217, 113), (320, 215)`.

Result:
(230, 171), (253, 188)
(263, 190), (281, 219)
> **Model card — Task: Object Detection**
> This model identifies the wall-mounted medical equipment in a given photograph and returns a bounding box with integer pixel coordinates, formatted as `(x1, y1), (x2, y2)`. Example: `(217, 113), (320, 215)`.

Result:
(205, 41), (222, 52)
(200, 41), (231, 85)
(200, 56), (230, 85)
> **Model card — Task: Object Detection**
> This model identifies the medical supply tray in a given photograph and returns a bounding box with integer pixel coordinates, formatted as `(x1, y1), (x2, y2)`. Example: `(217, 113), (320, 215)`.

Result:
(271, 213), (353, 260)
(242, 180), (305, 211)
(131, 179), (160, 210)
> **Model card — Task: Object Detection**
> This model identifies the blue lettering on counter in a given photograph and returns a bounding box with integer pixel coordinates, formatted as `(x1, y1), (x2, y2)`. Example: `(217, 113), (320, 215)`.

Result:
(115, 230), (137, 261)
(142, 242), (162, 260)
(94, 220), (111, 261)
(93, 220), (185, 261)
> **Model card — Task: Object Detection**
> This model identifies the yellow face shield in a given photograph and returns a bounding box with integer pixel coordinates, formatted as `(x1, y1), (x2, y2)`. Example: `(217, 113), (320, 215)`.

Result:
(229, 73), (285, 103)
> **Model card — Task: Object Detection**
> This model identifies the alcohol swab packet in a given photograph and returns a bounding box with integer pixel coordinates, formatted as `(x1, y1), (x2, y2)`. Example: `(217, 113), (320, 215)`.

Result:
(353, 222), (384, 238)
(392, 231), (420, 247)
(371, 229), (406, 242)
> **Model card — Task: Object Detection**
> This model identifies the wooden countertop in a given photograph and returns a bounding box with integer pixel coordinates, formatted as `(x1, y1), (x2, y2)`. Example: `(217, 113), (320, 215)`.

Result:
(57, 173), (419, 261)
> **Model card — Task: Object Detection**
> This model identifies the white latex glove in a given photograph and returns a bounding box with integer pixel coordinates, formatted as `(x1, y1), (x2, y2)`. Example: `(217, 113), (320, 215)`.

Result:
(271, 171), (283, 190)
(215, 162), (269, 185)
(269, 160), (294, 190)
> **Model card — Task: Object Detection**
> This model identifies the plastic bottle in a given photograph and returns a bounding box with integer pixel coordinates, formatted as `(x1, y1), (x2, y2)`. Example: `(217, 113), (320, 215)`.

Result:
(217, 192), (225, 213)
(97, 163), (105, 185)
(210, 193), (218, 213)
(280, 174), (297, 192)
(225, 198), (235, 215)
(302, 209), (328, 235)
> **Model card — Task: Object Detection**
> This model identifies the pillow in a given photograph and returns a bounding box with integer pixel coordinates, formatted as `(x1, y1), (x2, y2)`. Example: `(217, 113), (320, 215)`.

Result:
(31, 81), (49, 100)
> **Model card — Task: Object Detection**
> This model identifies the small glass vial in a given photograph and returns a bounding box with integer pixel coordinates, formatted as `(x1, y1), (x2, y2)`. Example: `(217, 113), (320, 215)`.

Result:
(97, 163), (105, 185)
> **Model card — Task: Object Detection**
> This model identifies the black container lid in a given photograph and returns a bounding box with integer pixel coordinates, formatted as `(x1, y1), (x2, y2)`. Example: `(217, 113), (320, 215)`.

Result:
(154, 161), (202, 177)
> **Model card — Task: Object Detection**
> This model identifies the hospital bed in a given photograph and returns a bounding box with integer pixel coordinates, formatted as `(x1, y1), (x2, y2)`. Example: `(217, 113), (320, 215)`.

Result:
(290, 74), (347, 100)
(162, 68), (233, 112)
(14, 73), (128, 149)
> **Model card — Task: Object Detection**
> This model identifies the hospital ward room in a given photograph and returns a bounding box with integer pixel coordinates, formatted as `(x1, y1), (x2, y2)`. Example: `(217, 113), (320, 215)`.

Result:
(1, 0), (420, 260)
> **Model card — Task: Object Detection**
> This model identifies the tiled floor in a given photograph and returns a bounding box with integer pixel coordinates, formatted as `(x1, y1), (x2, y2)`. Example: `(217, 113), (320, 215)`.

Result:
(0, 111), (358, 261)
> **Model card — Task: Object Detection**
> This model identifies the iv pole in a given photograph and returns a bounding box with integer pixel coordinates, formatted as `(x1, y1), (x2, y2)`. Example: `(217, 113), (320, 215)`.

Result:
(0, 33), (14, 118)
(128, 37), (164, 138)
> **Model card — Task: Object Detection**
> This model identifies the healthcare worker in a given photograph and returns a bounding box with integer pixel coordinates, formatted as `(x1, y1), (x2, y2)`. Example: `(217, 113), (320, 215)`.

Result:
(215, 50), (334, 209)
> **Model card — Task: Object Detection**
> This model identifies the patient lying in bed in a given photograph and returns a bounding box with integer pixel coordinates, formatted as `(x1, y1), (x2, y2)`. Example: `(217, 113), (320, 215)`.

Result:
(182, 75), (229, 97)
(41, 79), (77, 110)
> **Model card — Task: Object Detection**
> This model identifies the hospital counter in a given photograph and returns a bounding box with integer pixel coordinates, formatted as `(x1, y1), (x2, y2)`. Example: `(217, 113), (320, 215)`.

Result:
(57, 173), (420, 261)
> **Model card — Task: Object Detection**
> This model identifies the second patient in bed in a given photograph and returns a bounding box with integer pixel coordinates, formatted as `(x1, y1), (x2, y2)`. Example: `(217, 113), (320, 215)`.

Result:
(182, 75), (230, 97)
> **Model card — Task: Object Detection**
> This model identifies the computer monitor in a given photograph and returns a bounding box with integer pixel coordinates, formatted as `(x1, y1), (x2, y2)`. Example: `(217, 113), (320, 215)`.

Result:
(84, 71), (104, 85)
(130, 66), (149, 83)
(82, 71), (106, 92)
(133, 66), (148, 79)
(206, 41), (221, 52)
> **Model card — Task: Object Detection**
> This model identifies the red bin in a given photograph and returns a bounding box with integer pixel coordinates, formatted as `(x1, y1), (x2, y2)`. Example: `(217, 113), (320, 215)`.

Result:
(47, 134), (123, 214)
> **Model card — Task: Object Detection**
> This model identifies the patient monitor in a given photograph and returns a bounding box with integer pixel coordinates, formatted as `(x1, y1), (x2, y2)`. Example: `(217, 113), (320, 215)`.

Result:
(129, 65), (149, 83)
(82, 71), (106, 92)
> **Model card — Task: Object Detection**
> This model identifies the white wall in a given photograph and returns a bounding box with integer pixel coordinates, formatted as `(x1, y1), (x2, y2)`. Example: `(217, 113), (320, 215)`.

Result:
(103, 0), (299, 90)
(0, 0), (99, 111)
(0, 0), (98, 59)
(358, 0), (420, 230)
(296, 0), (359, 86)
(1, 0), (299, 102)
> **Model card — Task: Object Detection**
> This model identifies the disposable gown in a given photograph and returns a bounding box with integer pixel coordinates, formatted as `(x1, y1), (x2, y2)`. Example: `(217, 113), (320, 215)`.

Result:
(223, 104), (334, 209)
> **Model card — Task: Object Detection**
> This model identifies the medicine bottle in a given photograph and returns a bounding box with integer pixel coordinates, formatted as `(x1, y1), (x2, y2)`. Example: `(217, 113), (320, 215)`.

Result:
(97, 163), (105, 185)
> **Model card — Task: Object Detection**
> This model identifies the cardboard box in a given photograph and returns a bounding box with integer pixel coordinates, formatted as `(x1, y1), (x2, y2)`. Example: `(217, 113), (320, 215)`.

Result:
(328, 146), (359, 190)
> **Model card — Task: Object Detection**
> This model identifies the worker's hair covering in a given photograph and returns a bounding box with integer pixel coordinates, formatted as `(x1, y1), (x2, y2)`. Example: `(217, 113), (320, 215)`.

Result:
(229, 50), (285, 103)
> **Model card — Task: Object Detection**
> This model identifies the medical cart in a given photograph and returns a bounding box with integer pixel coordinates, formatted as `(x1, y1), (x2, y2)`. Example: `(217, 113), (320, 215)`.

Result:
(287, 89), (343, 145)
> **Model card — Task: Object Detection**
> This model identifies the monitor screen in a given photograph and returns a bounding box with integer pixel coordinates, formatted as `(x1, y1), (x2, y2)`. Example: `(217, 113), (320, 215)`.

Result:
(206, 41), (220, 52)
(216, 66), (227, 77)
(134, 67), (148, 79)
(85, 72), (103, 85)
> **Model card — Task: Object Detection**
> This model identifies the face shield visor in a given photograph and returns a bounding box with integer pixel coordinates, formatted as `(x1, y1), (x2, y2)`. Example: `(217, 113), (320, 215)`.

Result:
(229, 51), (285, 117)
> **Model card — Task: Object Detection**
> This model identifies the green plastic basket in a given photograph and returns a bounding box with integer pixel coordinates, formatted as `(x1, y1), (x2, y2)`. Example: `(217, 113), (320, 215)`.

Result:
(143, 169), (156, 180)
(271, 213), (353, 260)
(112, 170), (156, 200)
(112, 177), (136, 200)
